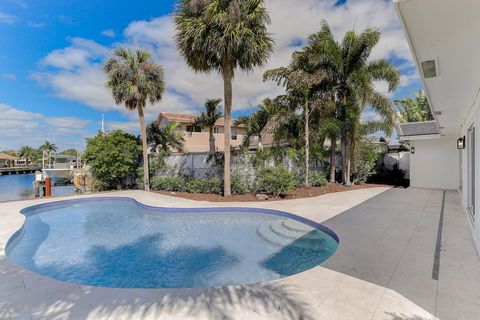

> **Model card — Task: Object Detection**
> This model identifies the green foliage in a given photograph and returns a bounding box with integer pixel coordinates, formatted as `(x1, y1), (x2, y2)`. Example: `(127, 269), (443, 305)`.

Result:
(185, 177), (223, 194)
(147, 121), (185, 153)
(352, 140), (382, 184)
(104, 48), (165, 111)
(84, 130), (140, 190)
(39, 141), (58, 153)
(256, 167), (296, 198)
(136, 151), (170, 187)
(174, 0), (274, 75)
(308, 172), (328, 187)
(232, 173), (250, 195)
(17, 146), (41, 164)
(251, 149), (271, 169)
(151, 176), (185, 192)
(59, 149), (78, 157)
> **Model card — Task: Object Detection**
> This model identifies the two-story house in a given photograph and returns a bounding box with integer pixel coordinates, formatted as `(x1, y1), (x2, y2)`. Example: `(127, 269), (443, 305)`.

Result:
(157, 112), (247, 153)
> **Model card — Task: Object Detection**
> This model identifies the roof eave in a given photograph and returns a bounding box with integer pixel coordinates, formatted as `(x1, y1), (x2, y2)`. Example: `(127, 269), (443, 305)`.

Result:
(393, 0), (442, 135)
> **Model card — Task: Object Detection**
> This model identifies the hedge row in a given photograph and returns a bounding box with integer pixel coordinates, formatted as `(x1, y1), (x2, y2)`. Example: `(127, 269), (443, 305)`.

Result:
(151, 167), (327, 197)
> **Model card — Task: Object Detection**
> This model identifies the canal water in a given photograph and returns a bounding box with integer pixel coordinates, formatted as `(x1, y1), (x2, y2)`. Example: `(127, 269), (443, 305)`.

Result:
(0, 173), (74, 202)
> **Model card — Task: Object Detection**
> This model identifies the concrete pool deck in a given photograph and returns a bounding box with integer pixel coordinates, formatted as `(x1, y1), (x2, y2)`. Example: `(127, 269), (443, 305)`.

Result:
(0, 187), (478, 319)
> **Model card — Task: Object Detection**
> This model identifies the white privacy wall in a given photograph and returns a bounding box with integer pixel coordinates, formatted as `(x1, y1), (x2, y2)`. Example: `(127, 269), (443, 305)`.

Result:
(410, 137), (459, 190)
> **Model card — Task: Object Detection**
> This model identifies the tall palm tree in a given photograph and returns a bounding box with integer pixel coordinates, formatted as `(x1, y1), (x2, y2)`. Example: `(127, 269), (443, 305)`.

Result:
(147, 121), (185, 153)
(194, 98), (223, 153)
(235, 98), (281, 150)
(313, 100), (341, 183)
(395, 90), (433, 122)
(304, 21), (400, 185)
(175, 0), (274, 196)
(264, 51), (327, 187)
(104, 48), (165, 192)
(39, 141), (57, 153)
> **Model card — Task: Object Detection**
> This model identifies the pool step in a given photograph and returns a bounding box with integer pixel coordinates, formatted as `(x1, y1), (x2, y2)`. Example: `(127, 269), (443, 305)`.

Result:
(270, 221), (324, 240)
(256, 220), (325, 249)
(282, 219), (314, 232)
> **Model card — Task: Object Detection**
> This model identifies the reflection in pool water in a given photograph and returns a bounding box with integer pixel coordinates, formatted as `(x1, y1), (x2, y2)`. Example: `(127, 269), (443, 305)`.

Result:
(6, 198), (338, 288)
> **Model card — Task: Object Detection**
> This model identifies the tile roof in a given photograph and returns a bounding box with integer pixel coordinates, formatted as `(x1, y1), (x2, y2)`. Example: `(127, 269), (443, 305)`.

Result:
(159, 112), (242, 127)
(396, 120), (440, 137)
(0, 152), (17, 160)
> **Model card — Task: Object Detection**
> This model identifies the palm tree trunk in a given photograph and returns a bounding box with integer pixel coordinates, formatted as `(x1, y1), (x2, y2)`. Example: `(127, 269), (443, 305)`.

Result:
(138, 107), (150, 192)
(209, 127), (215, 153)
(341, 137), (347, 184)
(223, 61), (233, 197)
(329, 135), (336, 183)
(304, 96), (310, 187)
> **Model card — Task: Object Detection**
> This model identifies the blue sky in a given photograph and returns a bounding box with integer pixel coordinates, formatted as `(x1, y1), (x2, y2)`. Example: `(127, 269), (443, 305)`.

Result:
(0, 0), (422, 151)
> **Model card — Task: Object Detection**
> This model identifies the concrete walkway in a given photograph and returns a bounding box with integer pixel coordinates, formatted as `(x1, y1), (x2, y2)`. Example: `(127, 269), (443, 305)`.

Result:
(0, 187), (478, 319)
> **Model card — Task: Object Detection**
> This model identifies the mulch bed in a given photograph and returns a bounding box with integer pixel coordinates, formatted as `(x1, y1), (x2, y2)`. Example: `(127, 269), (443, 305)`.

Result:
(154, 182), (390, 202)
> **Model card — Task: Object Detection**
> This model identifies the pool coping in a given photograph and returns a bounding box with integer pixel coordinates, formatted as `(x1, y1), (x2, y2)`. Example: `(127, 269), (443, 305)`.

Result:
(18, 196), (340, 243)
(6, 196), (340, 290)
(4, 188), (416, 320)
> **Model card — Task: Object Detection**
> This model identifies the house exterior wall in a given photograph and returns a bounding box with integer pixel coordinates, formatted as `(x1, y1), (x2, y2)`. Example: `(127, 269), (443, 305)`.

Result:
(459, 94), (480, 252)
(410, 136), (459, 190)
(161, 122), (246, 153)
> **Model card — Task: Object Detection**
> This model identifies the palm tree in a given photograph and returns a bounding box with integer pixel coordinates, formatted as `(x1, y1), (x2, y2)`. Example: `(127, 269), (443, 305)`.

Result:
(313, 100), (341, 183)
(175, 0), (274, 196)
(104, 48), (165, 192)
(147, 121), (185, 153)
(235, 98), (281, 150)
(18, 146), (40, 165)
(304, 21), (400, 185)
(194, 98), (223, 153)
(39, 141), (57, 153)
(395, 90), (433, 122)
(264, 51), (327, 187)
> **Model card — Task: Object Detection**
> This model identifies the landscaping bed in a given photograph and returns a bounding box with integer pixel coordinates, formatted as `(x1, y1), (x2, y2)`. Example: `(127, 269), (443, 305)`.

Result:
(154, 182), (389, 202)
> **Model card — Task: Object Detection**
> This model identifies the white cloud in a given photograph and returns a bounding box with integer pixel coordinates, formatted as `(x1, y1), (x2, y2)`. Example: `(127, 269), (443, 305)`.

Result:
(101, 29), (116, 38)
(0, 12), (17, 24)
(0, 104), (90, 150)
(40, 37), (110, 70)
(34, 0), (419, 131)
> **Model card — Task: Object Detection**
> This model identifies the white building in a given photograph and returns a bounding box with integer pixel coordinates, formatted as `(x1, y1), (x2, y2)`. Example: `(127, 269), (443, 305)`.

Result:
(394, 0), (480, 253)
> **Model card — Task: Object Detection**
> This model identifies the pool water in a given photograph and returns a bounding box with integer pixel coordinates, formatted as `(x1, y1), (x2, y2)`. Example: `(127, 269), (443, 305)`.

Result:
(6, 198), (338, 289)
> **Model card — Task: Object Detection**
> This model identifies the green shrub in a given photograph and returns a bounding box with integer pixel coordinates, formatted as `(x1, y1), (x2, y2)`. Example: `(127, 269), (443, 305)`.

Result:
(256, 167), (296, 198)
(151, 176), (185, 192)
(309, 172), (328, 187)
(232, 173), (250, 195)
(83, 130), (141, 191)
(185, 177), (223, 194)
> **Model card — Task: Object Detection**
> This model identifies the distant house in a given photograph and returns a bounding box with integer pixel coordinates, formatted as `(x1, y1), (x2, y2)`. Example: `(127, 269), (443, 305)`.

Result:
(0, 152), (17, 168)
(157, 112), (247, 153)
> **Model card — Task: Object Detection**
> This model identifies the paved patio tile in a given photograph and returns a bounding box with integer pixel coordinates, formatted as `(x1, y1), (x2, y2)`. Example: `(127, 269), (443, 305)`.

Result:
(0, 187), (478, 319)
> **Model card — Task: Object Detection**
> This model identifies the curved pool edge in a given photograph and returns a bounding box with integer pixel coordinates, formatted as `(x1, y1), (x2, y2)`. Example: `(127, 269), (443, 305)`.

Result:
(15, 196), (340, 244)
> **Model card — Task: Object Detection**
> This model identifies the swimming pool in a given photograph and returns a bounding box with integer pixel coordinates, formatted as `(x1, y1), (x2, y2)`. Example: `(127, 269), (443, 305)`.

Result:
(6, 198), (338, 289)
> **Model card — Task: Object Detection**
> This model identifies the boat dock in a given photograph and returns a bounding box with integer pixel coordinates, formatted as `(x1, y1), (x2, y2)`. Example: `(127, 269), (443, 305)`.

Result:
(0, 166), (41, 175)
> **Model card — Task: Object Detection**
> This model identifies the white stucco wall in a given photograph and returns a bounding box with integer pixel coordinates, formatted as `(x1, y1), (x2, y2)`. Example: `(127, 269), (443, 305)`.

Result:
(410, 136), (459, 190)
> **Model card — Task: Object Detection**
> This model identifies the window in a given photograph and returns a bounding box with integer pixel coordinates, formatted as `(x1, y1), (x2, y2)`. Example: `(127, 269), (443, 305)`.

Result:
(213, 127), (220, 134)
(467, 125), (475, 219)
(231, 127), (237, 140)
(186, 125), (202, 133)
